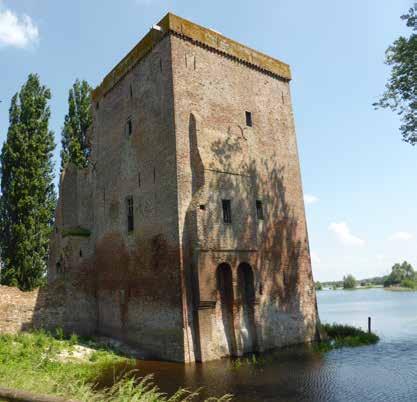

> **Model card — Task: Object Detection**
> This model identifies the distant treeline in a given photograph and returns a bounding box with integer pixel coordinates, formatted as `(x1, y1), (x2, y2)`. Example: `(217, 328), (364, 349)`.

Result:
(321, 275), (385, 289)
(318, 261), (417, 290)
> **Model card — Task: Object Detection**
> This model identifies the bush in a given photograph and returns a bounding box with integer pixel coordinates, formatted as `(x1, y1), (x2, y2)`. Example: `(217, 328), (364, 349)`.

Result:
(317, 323), (379, 352)
(343, 275), (356, 289)
(400, 278), (417, 289)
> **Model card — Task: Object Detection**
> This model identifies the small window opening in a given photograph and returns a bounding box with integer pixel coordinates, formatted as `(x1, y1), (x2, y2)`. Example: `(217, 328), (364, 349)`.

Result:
(129, 84), (133, 98)
(120, 289), (126, 304)
(126, 196), (134, 232)
(281, 92), (285, 104)
(96, 102), (100, 110)
(56, 261), (61, 274)
(126, 117), (132, 136)
(256, 200), (264, 220)
(138, 172), (141, 187)
(199, 204), (206, 211)
(79, 249), (83, 257)
(245, 111), (253, 127)
(153, 167), (156, 184)
(222, 199), (232, 224)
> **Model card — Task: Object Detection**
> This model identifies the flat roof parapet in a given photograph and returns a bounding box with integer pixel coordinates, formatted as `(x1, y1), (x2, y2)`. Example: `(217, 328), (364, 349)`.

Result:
(92, 13), (292, 102)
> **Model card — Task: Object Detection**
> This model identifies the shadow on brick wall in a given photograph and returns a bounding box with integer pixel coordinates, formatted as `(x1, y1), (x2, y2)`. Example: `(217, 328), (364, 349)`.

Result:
(182, 112), (319, 360)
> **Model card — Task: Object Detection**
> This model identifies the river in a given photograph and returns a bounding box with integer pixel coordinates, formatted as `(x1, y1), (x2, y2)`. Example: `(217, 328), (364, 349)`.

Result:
(127, 288), (417, 401)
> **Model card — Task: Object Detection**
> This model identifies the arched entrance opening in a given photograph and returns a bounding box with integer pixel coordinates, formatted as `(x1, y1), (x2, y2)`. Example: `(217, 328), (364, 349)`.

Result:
(237, 262), (258, 353)
(216, 263), (237, 356)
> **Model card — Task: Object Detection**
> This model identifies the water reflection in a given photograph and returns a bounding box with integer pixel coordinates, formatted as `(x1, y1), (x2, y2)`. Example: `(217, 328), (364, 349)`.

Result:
(108, 289), (417, 401)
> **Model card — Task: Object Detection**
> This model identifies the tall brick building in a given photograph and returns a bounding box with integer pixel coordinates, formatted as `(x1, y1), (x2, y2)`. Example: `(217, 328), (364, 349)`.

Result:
(48, 13), (319, 362)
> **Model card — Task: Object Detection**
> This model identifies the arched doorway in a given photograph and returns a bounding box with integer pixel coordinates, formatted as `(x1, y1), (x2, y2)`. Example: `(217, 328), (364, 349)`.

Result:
(216, 263), (237, 356)
(237, 263), (258, 353)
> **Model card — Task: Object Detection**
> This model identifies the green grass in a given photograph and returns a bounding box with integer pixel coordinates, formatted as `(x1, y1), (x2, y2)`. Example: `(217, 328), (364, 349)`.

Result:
(0, 330), (232, 401)
(314, 323), (379, 353)
(230, 354), (266, 370)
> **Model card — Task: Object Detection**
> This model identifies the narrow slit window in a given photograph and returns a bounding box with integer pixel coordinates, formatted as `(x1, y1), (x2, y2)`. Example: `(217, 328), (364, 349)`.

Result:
(126, 117), (132, 136)
(245, 111), (253, 127)
(126, 196), (134, 232)
(222, 199), (232, 224)
(256, 200), (264, 220)
(129, 84), (133, 98)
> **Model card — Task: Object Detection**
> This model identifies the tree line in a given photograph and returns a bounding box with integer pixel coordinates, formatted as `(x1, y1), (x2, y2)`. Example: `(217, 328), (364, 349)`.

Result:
(0, 75), (92, 290)
(316, 261), (417, 291)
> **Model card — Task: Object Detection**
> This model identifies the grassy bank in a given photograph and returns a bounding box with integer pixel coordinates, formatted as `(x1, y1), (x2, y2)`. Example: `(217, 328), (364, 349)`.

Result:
(384, 286), (417, 292)
(316, 323), (379, 352)
(0, 330), (231, 401)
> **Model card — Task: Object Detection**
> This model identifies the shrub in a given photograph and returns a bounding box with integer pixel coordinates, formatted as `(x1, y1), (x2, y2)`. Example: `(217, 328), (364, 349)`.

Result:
(400, 278), (417, 289)
(343, 275), (357, 289)
(316, 323), (379, 352)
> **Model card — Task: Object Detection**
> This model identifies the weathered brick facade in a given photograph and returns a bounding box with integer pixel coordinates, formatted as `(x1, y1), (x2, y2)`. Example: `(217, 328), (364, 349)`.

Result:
(47, 13), (319, 362)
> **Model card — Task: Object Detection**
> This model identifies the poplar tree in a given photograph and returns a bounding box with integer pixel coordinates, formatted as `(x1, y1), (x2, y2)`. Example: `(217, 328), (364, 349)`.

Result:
(61, 79), (92, 170)
(0, 74), (56, 290)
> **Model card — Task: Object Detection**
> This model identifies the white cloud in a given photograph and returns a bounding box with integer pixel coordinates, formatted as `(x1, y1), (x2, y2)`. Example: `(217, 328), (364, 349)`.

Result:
(389, 231), (413, 241)
(304, 194), (319, 205)
(311, 251), (321, 265)
(328, 221), (365, 247)
(0, 3), (39, 48)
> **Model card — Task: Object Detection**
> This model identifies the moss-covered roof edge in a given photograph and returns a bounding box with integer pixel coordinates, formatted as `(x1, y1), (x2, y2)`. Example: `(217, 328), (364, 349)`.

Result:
(92, 13), (291, 102)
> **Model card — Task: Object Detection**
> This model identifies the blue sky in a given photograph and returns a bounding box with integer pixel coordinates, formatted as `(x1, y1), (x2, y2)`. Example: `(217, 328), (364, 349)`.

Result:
(0, 0), (416, 281)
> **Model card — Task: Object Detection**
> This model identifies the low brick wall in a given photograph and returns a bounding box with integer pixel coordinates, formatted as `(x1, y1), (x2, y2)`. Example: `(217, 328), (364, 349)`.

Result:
(0, 286), (39, 334)
(0, 284), (69, 335)
(0, 282), (96, 337)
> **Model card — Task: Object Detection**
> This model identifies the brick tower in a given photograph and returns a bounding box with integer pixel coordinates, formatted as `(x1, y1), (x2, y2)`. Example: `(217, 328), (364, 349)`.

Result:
(48, 13), (319, 362)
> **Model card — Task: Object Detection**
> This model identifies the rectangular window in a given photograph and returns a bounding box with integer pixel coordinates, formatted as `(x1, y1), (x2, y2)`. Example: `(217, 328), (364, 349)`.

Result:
(126, 117), (132, 136)
(222, 199), (232, 224)
(256, 200), (264, 220)
(126, 196), (134, 232)
(245, 111), (253, 127)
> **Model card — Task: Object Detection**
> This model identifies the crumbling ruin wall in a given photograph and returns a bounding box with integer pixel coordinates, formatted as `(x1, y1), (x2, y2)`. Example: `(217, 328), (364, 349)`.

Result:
(0, 285), (66, 334)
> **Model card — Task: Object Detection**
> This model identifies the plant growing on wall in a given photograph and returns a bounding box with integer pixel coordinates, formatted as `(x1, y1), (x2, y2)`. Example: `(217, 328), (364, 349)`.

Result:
(61, 79), (92, 170)
(0, 74), (56, 291)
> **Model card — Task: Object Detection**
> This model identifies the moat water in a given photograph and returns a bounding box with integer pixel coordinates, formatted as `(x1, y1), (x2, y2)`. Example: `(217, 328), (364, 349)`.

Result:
(122, 289), (417, 401)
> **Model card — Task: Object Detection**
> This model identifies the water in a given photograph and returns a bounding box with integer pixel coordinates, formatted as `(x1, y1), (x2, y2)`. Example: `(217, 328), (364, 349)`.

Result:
(124, 289), (417, 401)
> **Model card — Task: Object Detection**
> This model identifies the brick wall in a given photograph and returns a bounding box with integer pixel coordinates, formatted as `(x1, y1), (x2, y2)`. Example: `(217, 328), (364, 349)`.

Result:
(0, 285), (67, 334)
(170, 33), (318, 361)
